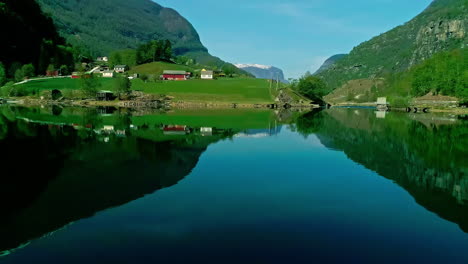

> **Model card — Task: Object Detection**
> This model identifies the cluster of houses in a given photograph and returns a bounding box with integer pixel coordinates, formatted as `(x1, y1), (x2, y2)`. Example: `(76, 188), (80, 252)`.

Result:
(161, 69), (214, 80)
(71, 64), (129, 79)
(68, 56), (219, 81)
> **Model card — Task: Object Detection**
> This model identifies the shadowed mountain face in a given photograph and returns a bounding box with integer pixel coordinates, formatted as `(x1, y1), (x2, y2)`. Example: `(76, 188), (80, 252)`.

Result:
(296, 108), (468, 232)
(36, 0), (206, 56)
(0, 106), (234, 254)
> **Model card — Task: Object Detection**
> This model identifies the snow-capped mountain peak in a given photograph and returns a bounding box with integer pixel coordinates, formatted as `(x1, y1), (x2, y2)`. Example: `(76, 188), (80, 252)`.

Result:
(234, 64), (272, 70)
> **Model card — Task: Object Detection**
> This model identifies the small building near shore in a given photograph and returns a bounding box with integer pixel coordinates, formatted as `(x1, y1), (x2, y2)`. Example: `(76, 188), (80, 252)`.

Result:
(102, 70), (115, 78)
(114, 65), (128, 73)
(162, 70), (190, 80)
(201, 69), (214, 80)
(96, 90), (115, 101)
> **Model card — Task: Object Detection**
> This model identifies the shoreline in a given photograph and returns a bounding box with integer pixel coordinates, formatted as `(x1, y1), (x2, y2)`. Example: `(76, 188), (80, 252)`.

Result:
(329, 102), (468, 115)
(1, 97), (318, 110)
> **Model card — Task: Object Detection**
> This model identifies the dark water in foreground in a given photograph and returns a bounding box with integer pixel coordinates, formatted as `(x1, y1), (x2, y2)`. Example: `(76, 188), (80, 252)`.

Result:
(0, 106), (467, 263)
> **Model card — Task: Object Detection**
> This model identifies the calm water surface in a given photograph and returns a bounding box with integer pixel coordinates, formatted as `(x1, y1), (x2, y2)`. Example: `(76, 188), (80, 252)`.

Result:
(0, 106), (467, 263)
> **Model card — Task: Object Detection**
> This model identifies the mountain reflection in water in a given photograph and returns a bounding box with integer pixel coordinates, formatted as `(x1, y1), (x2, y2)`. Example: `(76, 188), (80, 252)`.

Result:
(0, 105), (466, 262)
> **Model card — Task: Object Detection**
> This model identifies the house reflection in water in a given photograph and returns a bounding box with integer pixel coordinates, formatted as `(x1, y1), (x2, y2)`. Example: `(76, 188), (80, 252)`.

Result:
(200, 127), (213, 137)
(162, 125), (189, 135)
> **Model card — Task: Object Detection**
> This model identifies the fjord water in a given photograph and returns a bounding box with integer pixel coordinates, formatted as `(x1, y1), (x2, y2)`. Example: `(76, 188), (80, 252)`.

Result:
(0, 106), (467, 263)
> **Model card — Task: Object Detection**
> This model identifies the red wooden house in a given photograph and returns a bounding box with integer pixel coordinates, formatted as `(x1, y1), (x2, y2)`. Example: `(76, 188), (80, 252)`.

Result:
(161, 70), (190, 80)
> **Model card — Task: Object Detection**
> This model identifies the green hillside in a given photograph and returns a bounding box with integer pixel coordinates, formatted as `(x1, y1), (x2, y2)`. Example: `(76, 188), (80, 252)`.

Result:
(35, 0), (248, 74)
(129, 62), (199, 76)
(317, 0), (467, 97)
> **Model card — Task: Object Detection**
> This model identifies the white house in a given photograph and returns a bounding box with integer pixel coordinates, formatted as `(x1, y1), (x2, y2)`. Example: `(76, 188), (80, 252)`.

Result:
(102, 70), (115, 78)
(201, 69), (214, 80)
(114, 65), (128, 73)
(96, 57), (109, 62)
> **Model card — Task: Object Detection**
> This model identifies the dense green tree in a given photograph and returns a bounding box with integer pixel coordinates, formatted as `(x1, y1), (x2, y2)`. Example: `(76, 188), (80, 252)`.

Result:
(60, 65), (69, 75)
(8, 62), (21, 78)
(21, 64), (35, 79)
(140, 74), (149, 82)
(14, 69), (24, 82)
(110, 52), (123, 66)
(136, 40), (173, 64)
(0, 62), (6, 86)
(221, 64), (237, 76)
(47, 64), (55, 72)
(408, 49), (467, 98)
(114, 76), (131, 99)
(80, 75), (100, 97)
(109, 50), (137, 67)
(297, 75), (328, 103)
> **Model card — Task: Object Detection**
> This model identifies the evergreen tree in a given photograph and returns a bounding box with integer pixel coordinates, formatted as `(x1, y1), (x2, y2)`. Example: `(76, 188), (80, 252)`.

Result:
(0, 62), (6, 86)
(21, 64), (35, 79)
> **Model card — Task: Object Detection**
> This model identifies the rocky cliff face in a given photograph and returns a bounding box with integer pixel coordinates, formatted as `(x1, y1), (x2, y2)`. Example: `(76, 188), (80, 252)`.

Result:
(411, 18), (466, 65)
(317, 0), (467, 94)
(235, 64), (287, 83)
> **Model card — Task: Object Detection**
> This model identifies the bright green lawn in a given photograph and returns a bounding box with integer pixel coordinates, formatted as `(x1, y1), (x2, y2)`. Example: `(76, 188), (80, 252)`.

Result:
(131, 109), (275, 129)
(16, 77), (275, 103)
(17, 78), (115, 92)
(133, 78), (274, 103)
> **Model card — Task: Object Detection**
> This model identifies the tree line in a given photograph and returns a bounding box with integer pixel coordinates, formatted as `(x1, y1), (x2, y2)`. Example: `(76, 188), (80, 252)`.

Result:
(109, 40), (173, 68)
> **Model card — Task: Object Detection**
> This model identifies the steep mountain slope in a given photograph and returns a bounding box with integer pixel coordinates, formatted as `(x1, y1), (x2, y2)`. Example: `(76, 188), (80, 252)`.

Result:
(314, 54), (346, 74)
(0, 0), (73, 75)
(35, 0), (246, 72)
(317, 0), (467, 95)
(235, 64), (287, 83)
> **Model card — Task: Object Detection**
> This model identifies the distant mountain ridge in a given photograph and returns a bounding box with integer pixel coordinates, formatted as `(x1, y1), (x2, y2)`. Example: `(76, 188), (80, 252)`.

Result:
(314, 54), (346, 74)
(316, 0), (467, 95)
(235, 64), (287, 83)
(35, 0), (246, 73)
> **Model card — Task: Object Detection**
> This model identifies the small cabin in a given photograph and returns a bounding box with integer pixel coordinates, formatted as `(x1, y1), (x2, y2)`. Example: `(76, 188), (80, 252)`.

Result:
(201, 70), (214, 80)
(96, 90), (115, 101)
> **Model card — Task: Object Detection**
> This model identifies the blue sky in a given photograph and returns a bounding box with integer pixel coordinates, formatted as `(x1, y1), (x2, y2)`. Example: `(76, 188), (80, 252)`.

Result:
(156, 0), (433, 78)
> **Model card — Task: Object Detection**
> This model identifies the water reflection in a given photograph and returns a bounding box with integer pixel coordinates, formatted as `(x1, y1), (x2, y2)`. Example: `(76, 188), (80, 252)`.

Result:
(0, 105), (467, 259)
(0, 106), (285, 255)
(296, 108), (468, 231)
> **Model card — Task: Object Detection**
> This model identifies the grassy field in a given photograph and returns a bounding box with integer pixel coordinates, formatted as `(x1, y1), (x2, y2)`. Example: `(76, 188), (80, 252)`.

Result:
(131, 109), (275, 129)
(16, 78), (115, 92)
(133, 78), (274, 103)
(14, 77), (275, 104)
